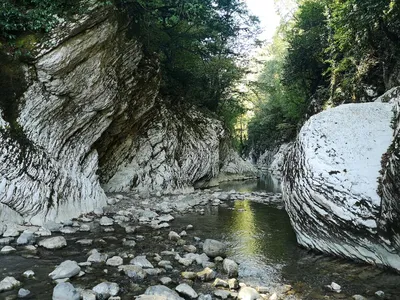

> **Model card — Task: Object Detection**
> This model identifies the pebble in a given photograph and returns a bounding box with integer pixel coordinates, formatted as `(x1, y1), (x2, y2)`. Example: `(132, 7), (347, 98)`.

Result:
(213, 278), (229, 288)
(76, 239), (93, 245)
(23, 270), (35, 278)
(79, 224), (91, 232)
(145, 285), (184, 300)
(223, 258), (239, 277)
(118, 265), (147, 280)
(81, 289), (96, 300)
(53, 282), (80, 300)
(202, 239), (227, 258)
(183, 245), (197, 253)
(326, 282), (341, 293)
(238, 287), (261, 300)
(197, 267), (216, 281)
(176, 283), (198, 299)
(181, 271), (197, 280)
(0, 276), (21, 292)
(168, 231), (181, 241)
(375, 291), (385, 298)
(60, 226), (77, 234)
(87, 249), (108, 263)
(0, 237), (14, 245)
(122, 239), (136, 247)
(49, 260), (81, 280)
(1, 246), (16, 254)
(38, 236), (67, 249)
(92, 282), (119, 298)
(130, 255), (154, 268)
(106, 256), (124, 266)
(17, 231), (35, 245)
(159, 277), (172, 285)
(125, 226), (136, 233)
(18, 288), (31, 298)
(99, 216), (114, 226)
(34, 227), (52, 237)
(228, 278), (239, 290)
(214, 289), (231, 299)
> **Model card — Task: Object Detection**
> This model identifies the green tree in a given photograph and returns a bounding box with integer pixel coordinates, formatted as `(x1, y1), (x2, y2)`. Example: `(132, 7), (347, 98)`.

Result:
(117, 0), (260, 128)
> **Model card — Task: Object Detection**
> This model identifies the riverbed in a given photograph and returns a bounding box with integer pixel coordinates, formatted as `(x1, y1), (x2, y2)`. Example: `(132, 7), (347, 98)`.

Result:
(0, 175), (399, 299)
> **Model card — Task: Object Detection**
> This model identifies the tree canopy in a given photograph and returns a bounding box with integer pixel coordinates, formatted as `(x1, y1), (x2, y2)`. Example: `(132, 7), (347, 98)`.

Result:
(117, 0), (260, 126)
(246, 0), (400, 156)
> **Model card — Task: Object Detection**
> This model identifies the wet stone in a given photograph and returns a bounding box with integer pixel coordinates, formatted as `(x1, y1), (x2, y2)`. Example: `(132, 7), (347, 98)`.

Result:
(99, 217), (114, 226)
(49, 260), (81, 280)
(238, 287), (261, 300)
(23, 270), (35, 278)
(130, 256), (154, 268)
(38, 236), (67, 249)
(213, 278), (229, 288)
(1, 246), (16, 254)
(175, 283), (198, 299)
(18, 288), (31, 298)
(0, 276), (20, 292)
(159, 277), (172, 285)
(92, 282), (119, 299)
(214, 289), (230, 299)
(106, 256), (123, 267)
(53, 282), (79, 300)
(197, 267), (216, 281)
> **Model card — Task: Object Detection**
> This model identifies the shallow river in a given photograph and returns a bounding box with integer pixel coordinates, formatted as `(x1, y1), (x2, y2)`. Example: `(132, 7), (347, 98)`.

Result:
(0, 174), (399, 299)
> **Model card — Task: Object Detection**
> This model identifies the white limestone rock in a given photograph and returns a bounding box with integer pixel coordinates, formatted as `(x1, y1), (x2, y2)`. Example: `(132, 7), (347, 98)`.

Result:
(87, 249), (108, 263)
(49, 260), (81, 280)
(1, 246), (16, 254)
(38, 236), (67, 249)
(283, 102), (400, 270)
(92, 282), (119, 299)
(53, 282), (80, 300)
(237, 287), (261, 300)
(106, 256), (123, 267)
(145, 285), (184, 300)
(130, 256), (154, 268)
(0, 276), (20, 292)
(175, 283), (198, 299)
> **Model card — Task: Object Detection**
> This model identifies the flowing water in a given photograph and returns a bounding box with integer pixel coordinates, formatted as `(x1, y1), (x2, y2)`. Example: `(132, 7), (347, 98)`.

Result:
(0, 174), (400, 299)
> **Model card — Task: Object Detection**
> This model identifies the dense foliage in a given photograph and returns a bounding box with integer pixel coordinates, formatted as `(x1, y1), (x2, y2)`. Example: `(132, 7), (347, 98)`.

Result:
(0, 0), (82, 41)
(246, 0), (400, 156)
(117, 0), (259, 125)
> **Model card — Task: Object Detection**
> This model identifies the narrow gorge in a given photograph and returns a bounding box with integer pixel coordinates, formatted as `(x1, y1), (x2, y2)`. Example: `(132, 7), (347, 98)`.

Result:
(0, 4), (255, 227)
(1, 0), (400, 299)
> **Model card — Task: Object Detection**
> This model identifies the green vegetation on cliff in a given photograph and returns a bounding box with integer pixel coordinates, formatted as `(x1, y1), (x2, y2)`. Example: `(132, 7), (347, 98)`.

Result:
(246, 0), (400, 156)
(117, 0), (260, 128)
(0, 0), (259, 136)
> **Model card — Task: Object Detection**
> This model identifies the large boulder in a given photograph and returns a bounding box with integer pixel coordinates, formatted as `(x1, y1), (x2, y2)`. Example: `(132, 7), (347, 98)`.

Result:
(283, 101), (400, 270)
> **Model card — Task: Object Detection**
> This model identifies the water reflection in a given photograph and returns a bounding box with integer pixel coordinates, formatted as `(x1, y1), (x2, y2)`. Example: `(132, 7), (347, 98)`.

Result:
(217, 172), (281, 193)
(176, 201), (400, 298)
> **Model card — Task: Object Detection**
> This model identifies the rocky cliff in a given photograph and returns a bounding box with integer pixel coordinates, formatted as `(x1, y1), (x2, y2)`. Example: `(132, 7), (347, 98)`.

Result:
(283, 99), (400, 271)
(0, 5), (255, 226)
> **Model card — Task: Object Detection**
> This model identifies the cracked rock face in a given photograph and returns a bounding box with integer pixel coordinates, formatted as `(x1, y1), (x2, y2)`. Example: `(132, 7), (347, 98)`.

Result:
(98, 105), (226, 193)
(0, 6), (254, 227)
(283, 102), (400, 270)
